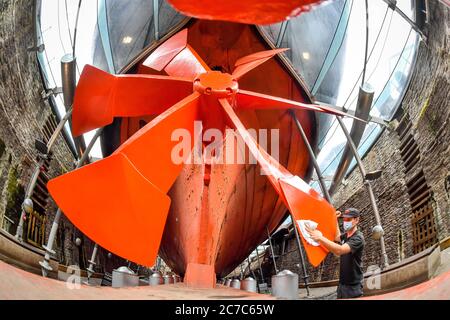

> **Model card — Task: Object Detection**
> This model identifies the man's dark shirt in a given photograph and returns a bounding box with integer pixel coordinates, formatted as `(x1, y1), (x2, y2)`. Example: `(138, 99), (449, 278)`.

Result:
(339, 230), (365, 285)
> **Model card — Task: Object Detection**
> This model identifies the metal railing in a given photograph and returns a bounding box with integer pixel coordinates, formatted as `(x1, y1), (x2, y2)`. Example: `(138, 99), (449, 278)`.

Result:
(1, 216), (15, 234)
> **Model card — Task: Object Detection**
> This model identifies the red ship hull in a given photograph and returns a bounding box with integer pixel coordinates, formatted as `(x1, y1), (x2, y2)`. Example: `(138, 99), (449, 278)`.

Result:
(117, 20), (316, 277)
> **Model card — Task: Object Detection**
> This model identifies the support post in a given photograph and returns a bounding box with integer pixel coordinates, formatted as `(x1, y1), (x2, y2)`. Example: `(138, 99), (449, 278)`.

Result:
(39, 128), (103, 277)
(255, 246), (265, 284)
(86, 243), (99, 281)
(156, 256), (162, 272)
(266, 226), (279, 274)
(290, 110), (332, 203)
(336, 116), (389, 268)
(61, 54), (86, 157)
(153, 0), (159, 41)
(292, 218), (310, 296)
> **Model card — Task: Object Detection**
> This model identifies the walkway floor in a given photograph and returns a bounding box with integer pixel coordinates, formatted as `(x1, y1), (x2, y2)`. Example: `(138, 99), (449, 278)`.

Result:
(1, 249), (449, 300)
(362, 269), (450, 300)
(0, 260), (273, 300)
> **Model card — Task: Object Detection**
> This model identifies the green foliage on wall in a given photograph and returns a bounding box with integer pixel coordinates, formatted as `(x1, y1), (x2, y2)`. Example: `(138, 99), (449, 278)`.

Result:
(5, 165), (25, 228)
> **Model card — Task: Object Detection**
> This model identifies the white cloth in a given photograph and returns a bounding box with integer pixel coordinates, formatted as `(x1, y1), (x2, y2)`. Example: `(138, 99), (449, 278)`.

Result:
(297, 220), (320, 246)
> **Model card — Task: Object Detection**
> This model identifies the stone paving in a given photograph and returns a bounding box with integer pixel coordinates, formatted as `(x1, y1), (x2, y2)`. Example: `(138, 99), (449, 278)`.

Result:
(2, 255), (449, 300)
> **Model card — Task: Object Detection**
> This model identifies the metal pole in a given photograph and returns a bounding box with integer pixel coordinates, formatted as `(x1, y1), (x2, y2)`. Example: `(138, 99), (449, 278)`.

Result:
(255, 246), (265, 283)
(362, 0), (369, 87)
(266, 226), (279, 274)
(156, 256), (161, 272)
(61, 54), (86, 157)
(382, 0), (426, 39)
(86, 243), (98, 280)
(336, 116), (389, 267)
(292, 218), (310, 296)
(153, 0), (159, 41)
(15, 168), (40, 241)
(47, 109), (73, 149)
(247, 257), (257, 281)
(15, 109), (74, 240)
(72, 0), (83, 58)
(290, 110), (332, 203)
(39, 128), (103, 276)
(329, 85), (374, 196)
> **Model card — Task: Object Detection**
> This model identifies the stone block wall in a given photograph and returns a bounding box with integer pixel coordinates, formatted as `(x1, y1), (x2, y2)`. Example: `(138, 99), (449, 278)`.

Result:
(0, 0), (126, 274)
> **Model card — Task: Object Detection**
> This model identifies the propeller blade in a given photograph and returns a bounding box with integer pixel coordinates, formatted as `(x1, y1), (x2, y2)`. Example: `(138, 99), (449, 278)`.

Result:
(232, 48), (289, 79)
(72, 64), (193, 137)
(142, 28), (189, 71)
(143, 29), (210, 80)
(114, 92), (201, 193)
(167, 0), (324, 25)
(48, 93), (201, 265)
(236, 90), (366, 122)
(163, 45), (210, 79)
(279, 176), (337, 267)
(219, 98), (336, 267)
(47, 153), (171, 266)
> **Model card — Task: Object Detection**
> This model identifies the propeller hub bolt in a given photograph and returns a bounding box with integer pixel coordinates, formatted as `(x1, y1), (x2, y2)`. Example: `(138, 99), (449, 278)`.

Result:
(194, 71), (238, 98)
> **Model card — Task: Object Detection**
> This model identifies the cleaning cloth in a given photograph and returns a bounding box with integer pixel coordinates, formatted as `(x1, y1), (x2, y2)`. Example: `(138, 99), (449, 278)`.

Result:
(297, 220), (320, 246)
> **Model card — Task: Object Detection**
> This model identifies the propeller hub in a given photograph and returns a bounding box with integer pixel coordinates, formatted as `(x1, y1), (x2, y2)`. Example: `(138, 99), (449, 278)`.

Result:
(193, 71), (238, 98)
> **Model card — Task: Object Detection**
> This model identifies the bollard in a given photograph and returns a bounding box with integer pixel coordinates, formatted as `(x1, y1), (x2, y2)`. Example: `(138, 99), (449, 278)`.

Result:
(271, 270), (299, 300)
(231, 279), (241, 289)
(149, 272), (163, 286)
(112, 266), (139, 288)
(241, 277), (257, 293)
(163, 274), (174, 284)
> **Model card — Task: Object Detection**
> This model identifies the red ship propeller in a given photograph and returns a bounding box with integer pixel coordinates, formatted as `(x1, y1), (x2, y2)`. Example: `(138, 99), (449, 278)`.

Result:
(48, 29), (357, 267)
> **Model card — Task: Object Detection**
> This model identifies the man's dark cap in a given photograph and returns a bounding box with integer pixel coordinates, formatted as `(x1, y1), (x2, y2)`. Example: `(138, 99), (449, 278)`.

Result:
(342, 208), (361, 218)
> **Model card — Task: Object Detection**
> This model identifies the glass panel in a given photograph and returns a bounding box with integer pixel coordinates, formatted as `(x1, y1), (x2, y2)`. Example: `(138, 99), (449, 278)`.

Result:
(106, 0), (154, 72)
(73, 1), (99, 77)
(315, 0), (390, 106)
(396, 0), (415, 21)
(261, 22), (282, 44)
(105, 0), (185, 72)
(154, 0), (186, 45)
(338, 6), (394, 111)
(316, 117), (353, 173)
(278, 0), (346, 91)
(303, 3), (418, 190)
(312, 0), (354, 103)
(344, 14), (415, 115)
(370, 30), (418, 120)
(92, 23), (111, 73)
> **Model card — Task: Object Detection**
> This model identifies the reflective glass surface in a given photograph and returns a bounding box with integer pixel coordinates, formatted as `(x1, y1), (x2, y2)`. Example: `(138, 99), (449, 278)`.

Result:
(260, 0), (418, 193)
